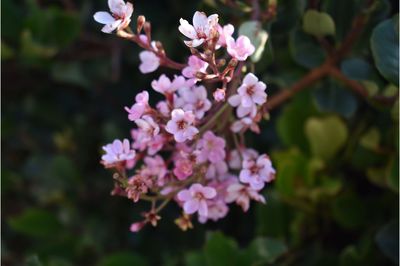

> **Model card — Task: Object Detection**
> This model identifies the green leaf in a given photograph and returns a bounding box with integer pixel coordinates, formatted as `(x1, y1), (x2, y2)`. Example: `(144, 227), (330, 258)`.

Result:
(303, 10), (336, 37)
(370, 15), (399, 85)
(360, 80), (379, 96)
(332, 193), (367, 229)
(1, 41), (15, 60)
(25, 255), (43, 266)
(51, 62), (91, 88)
(271, 0), (306, 34)
(321, 0), (356, 41)
(8, 208), (62, 238)
(242, 237), (288, 264)
(312, 79), (358, 118)
(98, 252), (148, 266)
(305, 116), (348, 160)
(184, 252), (207, 266)
(256, 192), (291, 237)
(277, 92), (318, 152)
(359, 128), (380, 151)
(340, 58), (372, 80)
(339, 246), (363, 266)
(20, 30), (58, 60)
(238, 21), (269, 62)
(272, 148), (309, 197)
(375, 220), (399, 263)
(204, 231), (238, 266)
(290, 27), (326, 69)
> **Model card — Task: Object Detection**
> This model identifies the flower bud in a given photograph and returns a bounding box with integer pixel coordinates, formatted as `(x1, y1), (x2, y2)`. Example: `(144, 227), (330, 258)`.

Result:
(137, 15), (146, 33)
(228, 58), (238, 67)
(217, 59), (226, 67)
(213, 89), (226, 102)
(144, 22), (152, 41)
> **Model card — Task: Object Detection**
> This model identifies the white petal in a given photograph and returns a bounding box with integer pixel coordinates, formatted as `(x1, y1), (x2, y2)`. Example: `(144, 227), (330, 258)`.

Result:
(193, 11), (208, 29)
(101, 20), (122, 33)
(243, 73), (258, 85)
(178, 19), (197, 39)
(93, 12), (115, 24)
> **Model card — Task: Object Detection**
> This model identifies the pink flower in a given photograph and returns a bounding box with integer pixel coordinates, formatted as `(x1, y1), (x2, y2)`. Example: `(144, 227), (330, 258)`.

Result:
(124, 91), (149, 121)
(237, 73), (267, 107)
(151, 74), (186, 95)
(182, 55), (208, 82)
(156, 101), (171, 117)
(173, 159), (193, 180)
(175, 85), (211, 119)
(206, 161), (228, 179)
(198, 200), (228, 223)
(177, 184), (217, 216)
(197, 131), (226, 163)
(178, 11), (219, 47)
(231, 117), (260, 133)
(228, 94), (257, 118)
(139, 51), (160, 73)
(130, 221), (146, 232)
(147, 135), (165, 155)
(101, 139), (136, 166)
(217, 24), (234, 47)
(227, 36), (255, 61)
(126, 174), (152, 202)
(239, 154), (275, 190)
(226, 183), (265, 212)
(93, 0), (133, 33)
(165, 109), (199, 142)
(213, 89), (226, 102)
(134, 115), (160, 140)
(142, 155), (167, 180)
(229, 149), (259, 170)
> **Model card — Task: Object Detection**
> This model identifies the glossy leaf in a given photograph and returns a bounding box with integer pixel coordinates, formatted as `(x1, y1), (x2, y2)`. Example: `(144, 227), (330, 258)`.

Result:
(370, 15), (399, 85)
(305, 116), (348, 160)
(303, 10), (335, 37)
(290, 28), (326, 69)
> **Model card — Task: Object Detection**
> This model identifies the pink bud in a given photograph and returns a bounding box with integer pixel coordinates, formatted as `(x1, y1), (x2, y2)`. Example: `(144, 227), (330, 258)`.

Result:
(213, 89), (226, 102)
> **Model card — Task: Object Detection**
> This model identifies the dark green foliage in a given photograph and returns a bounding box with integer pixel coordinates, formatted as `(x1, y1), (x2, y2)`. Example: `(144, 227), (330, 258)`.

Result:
(2, 0), (398, 265)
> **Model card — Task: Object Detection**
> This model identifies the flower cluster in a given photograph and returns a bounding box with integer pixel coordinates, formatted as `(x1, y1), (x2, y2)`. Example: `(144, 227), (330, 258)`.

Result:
(96, 0), (275, 232)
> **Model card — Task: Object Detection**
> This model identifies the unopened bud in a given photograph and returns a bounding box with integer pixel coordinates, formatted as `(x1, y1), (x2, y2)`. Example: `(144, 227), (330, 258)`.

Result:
(144, 22), (152, 41)
(217, 59), (226, 67)
(213, 89), (226, 102)
(155, 41), (164, 53)
(137, 15), (146, 33)
(228, 58), (238, 67)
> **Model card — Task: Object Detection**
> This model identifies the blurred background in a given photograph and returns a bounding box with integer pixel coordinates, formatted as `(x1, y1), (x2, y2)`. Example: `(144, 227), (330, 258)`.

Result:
(2, 0), (399, 265)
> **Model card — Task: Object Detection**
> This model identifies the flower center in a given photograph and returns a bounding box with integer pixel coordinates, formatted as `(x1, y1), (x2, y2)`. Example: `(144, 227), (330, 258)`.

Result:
(177, 120), (187, 130)
(196, 28), (207, 39)
(246, 85), (255, 96)
(195, 192), (205, 200)
(249, 164), (259, 175)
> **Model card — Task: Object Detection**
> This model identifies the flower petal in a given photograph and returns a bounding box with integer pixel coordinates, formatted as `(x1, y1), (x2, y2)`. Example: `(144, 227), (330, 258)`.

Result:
(93, 12), (115, 24)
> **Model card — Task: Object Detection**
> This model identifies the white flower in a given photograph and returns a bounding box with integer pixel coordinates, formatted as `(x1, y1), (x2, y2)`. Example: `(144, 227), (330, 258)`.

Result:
(93, 0), (133, 33)
(178, 11), (219, 47)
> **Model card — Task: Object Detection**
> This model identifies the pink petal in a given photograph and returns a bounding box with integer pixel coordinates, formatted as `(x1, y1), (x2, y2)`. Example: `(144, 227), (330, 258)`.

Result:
(177, 190), (192, 201)
(202, 187), (217, 199)
(198, 200), (208, 217)
(183, 199), (199, 214)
